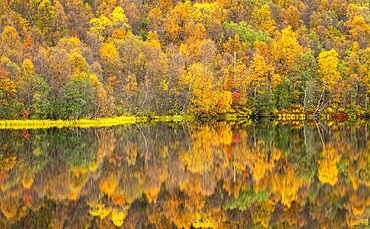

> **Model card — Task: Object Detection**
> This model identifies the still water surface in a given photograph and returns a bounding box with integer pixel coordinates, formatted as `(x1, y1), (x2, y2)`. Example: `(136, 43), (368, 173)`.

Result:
(0, 120), (370, 228)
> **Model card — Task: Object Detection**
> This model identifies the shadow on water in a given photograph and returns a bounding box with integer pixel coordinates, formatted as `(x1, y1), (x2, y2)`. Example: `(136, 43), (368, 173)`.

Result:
(0, 119), (370, 228)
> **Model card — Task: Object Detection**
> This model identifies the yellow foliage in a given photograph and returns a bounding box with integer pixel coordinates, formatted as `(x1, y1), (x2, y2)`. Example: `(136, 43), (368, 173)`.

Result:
(252, 200), (274, 227)
(90, 6), (130, 41)
(276, 0), (293, 8)
(146, 187), (159, 204)
(273, 170), (300, 208)
(272, 26), (303, 76)
(317, 49), (341, 92)
(1, 26), (19, 49)
(70, 49), (89, 74)
(223, 33), (244, 56)
(252, 4), (275, 33)
(318, 145), (341, 186)
(182, 124), (218, 173)
(280, 6), (303, 31)
(22, 175), (34, 189)
(1, 196), (19, 218)
(359, 48), (370, 93)
(190, 2), (225, 30)
(191, 210), (218, 228)
(163, 1), (192, 43)
(89, 204), (112, 219)
(145, 31), (161, 49)
(214, 90), (233, 114)
(99, 40), (121, 76)
(248, 54), (276, 95)
(22, 59), (34, 73)
(111, 205), (130, 227)
(182, 62), (217, 114)
(100, 174), (118, 197)
(58, 37), (82, 50)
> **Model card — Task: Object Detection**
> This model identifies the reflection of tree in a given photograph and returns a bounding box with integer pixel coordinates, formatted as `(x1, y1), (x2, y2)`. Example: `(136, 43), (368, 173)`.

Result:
(272, 169), (301, 208)
(93, 128), (115, 171)
(1, 195), (19, 218)
(161, 193), (191, 229)
(2, 121), (370, 228)
(119, 167), (142, 204)
(318, 145), (341, 186)
(223, 184), (269, 211)
(279, 201), (301, 226)
(182, 124), (217, 174)
(111, 205), (130, 227)
(251, 200), (274, 228)
(344, 187), (370, 227)
(100, 172), (119, 198)
(89, 197), (111, 220)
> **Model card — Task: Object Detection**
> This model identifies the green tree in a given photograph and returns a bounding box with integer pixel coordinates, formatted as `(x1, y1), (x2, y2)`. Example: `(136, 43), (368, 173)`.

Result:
(55, 72), (95, 119)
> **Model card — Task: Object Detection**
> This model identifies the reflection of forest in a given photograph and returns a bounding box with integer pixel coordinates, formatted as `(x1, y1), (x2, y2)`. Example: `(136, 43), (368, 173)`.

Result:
(1, 121), (370, 228)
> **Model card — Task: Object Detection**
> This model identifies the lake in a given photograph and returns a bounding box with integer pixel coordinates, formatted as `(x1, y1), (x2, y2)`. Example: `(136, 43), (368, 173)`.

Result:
(0, 120), (369, 228)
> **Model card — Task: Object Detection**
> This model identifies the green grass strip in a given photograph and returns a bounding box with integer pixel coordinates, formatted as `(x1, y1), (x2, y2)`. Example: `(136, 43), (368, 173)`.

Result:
(0, 116), (147, 129)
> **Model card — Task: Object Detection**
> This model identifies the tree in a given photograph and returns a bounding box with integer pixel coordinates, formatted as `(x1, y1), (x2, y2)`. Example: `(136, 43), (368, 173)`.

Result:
(62, 0), (90, 40)
(182, 62), (217, 115)
(248, 54), (278, 114)
(316, 48), (341, 114)
(99, 39), (121, 79)
(252, 4), (275, 33)
(1, 26), (20, 50)
(55, 72), (95, 119)
(54, 0), (67, 33)
(90, 6), (131, 42)
(0, 67), (18, 118)
(359, 48), (370, 110)
(18, 59), (51, 118)
(89, 74), (114, 117)
(272, 26), (303, 77)
(43, 47), (72, 119)
(224, 21), (269, 49)
(37, 0), (55, 45)
(280, 6), (303, 31)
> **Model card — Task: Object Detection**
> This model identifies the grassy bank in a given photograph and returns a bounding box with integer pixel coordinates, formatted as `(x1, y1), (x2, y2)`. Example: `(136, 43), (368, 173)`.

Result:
(0, 115), (199, 129)
(0, 116), (144, 129)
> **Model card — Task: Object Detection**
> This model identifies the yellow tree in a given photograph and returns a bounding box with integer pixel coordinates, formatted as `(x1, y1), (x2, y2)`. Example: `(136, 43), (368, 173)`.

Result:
(182, 62), (217, 114)
(252, 4), (275, 33)
(99, 40), (121, 78)
(222, 33), (244, 58)
(272, 26), (303, 77)
(37, 0), (55, 44)
(1, 26), (20, 50)
(190, 2), (225, 38)
(348, 16), (370, 48)
(275, 0), (293, 8)
(315, 49), (341, 114)
(162, 1), (192, 44)
(280, 6), (303, 31)
(90, 6), (131, 41)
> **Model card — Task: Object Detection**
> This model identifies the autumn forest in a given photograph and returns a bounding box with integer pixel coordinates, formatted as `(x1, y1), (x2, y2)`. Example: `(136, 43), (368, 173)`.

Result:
(0, 0), (370, 119)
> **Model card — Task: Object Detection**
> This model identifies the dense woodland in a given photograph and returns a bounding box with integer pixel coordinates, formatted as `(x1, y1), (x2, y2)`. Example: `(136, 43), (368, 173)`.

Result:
(0, 0), (370, 119)
(1, 121), (370, 228)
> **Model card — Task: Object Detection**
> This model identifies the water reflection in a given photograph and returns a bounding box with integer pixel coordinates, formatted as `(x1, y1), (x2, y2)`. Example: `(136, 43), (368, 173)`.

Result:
(0, 120), (369, 228)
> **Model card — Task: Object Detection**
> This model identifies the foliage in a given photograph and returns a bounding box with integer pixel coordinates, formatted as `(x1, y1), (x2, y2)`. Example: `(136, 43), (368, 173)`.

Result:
(0, 0), (368, 118)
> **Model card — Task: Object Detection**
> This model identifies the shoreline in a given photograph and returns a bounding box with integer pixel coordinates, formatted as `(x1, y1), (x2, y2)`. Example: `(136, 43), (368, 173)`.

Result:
(0, 115), (196, 129)
(0, 112), (367, 129)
